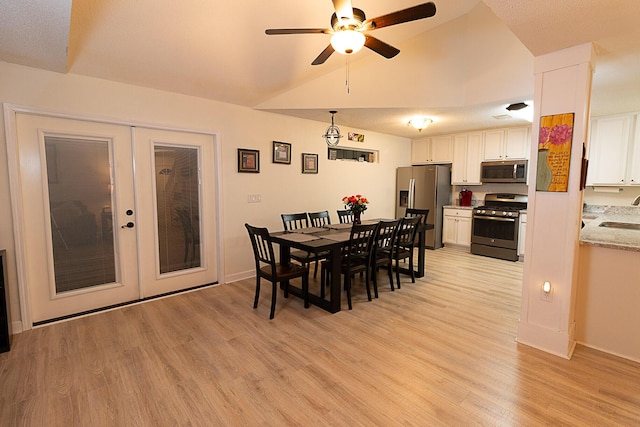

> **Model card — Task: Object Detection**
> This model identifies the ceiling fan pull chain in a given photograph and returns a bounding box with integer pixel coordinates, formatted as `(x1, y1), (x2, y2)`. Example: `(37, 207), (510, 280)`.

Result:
(346, 56), (350, 94)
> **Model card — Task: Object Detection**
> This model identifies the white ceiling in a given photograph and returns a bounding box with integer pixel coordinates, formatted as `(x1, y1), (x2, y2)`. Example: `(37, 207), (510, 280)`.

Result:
(1, 0), (640, 138)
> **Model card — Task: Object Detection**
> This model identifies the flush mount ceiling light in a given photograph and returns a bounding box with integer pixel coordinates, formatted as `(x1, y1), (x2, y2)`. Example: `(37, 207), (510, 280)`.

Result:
(323, 111), (343, 146)
(506, 102), (528, 111)
(407, 116), (433, 132)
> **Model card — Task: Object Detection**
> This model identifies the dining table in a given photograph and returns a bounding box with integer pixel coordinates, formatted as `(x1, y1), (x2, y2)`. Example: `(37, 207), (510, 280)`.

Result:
(269, 219), (433, 313)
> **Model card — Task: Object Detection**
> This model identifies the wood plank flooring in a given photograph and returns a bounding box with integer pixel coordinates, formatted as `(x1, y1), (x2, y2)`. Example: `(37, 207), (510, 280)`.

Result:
(1, 247), (639, 426)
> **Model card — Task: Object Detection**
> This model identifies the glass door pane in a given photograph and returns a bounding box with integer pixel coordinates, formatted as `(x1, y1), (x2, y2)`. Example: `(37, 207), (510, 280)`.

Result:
(155, 146), (201, 273)
(45, 136), (116, 293)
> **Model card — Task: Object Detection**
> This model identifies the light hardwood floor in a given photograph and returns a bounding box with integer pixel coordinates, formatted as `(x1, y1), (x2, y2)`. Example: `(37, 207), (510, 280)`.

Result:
(1, 247), (639, 426)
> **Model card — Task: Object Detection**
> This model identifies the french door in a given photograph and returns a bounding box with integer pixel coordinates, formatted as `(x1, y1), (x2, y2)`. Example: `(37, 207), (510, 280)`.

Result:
(13, 114), (218, 324)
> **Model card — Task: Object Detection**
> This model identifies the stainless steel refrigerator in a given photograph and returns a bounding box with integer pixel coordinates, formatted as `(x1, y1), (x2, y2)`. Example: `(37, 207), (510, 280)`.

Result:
(396, 165), (451, 249)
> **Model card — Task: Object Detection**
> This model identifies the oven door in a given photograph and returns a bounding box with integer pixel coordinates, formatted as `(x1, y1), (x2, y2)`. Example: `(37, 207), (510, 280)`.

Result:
(471, 215), (518, 249)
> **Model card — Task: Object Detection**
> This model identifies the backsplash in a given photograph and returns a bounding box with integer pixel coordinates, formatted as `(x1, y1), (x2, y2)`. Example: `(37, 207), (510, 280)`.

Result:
(451, 183), (528, 206)
(583, 187), (640, 206)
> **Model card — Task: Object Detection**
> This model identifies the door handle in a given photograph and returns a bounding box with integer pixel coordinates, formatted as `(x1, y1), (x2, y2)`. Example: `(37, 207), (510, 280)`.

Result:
(121, 222), (135, 229)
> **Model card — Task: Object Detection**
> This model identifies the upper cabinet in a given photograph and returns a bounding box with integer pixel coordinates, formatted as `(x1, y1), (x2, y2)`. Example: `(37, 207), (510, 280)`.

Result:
(411, 136), (453, 165)
(483, 127), (530, 161)
(451, 132), (483, 185)
(587, 114), (639, 186)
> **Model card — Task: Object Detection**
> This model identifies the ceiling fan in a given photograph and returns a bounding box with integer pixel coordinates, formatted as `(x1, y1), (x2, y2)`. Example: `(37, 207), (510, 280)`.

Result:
(265, 1), (437, 65)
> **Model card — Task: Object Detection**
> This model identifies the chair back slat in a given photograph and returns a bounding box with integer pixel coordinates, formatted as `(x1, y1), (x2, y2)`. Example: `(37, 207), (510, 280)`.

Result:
(308, 210), (331, 227)
(245, 224), (276, 268)
(281, 213), (309, 230)
(337, 210), (354, 224)
(405, 208), (429, 225)
(344, 222), (378, 261)
(375, 219), (401, 251)
(396, 216), (422, 247)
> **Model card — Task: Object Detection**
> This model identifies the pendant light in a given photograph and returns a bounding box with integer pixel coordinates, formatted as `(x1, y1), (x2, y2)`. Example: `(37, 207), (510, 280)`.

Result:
(323, 111), (343, 146)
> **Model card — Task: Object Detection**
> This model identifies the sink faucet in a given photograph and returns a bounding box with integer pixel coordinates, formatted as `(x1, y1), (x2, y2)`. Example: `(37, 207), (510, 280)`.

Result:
(633, 195), (640, 206)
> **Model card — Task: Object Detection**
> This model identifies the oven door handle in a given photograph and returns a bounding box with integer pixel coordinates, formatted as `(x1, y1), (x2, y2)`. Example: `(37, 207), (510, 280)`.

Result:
(473, 215), (516, 222)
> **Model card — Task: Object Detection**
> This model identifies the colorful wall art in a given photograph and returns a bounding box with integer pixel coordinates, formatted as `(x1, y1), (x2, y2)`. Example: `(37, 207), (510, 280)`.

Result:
(536, 113), (575, 192)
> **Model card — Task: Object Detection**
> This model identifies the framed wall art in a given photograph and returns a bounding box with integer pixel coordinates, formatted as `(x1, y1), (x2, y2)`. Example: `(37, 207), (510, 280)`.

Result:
(536, 113), (574, 192)
(302, 153), (318, 174)
(272, 141), (291, 164)
(237, 148), (259, 173)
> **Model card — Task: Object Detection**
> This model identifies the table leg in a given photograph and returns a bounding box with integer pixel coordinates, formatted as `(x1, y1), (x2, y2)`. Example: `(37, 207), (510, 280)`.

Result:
(328, 247), (342, 312)
(415, 229), (425, 278)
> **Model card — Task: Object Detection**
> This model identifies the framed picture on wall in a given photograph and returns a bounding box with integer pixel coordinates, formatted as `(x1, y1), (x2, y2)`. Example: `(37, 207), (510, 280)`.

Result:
(302, 153), (318, 174)
(237, 148), (259, 173)
(272, 141), (291, 164)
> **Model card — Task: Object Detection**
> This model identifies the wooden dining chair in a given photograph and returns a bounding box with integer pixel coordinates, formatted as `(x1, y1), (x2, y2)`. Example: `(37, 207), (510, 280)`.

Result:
(281, 212), (309, 230)
(393, 216), (422, 288)
(405, 208), (429, 225)
(321, 222), (378, 310)
(308, 210), (331, 227)
(281, 212), (325, 278)
(371, 218), (401, 295)
(405, 208), (429, 244)
(337, 209), (354, 224)
(245, 223), (309, 319)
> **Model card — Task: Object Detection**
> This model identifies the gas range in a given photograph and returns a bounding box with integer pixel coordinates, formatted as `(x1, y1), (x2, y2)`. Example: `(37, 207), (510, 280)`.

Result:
(471, 193), (528, 262)
(473, 193), (528, 218)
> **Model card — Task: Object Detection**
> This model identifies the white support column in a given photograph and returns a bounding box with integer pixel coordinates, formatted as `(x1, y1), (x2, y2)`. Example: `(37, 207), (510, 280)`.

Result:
(517, 43), (595, 359)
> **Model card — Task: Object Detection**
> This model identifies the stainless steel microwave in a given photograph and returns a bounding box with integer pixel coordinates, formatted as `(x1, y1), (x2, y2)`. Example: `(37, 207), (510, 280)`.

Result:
(481, 160), (527, 183)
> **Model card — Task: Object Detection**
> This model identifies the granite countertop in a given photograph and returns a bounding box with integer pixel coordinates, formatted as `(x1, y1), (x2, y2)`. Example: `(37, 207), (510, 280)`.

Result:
(580, 206), (640, 252)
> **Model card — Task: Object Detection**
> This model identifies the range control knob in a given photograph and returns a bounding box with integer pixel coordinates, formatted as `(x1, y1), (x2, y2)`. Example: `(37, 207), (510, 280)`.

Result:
(491, 210), (496, 215)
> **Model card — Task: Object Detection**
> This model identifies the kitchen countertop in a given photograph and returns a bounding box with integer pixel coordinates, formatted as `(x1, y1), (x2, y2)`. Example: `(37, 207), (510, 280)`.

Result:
(443, 205), (475, 210)
(580, 206), (640, 252)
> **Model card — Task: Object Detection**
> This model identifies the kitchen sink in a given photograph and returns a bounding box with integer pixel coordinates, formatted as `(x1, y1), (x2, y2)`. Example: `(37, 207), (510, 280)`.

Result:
(598, 221), (640, 230)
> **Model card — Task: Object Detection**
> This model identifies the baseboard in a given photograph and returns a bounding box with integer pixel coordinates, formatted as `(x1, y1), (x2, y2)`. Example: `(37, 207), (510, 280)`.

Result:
(225, 270), (255, 284)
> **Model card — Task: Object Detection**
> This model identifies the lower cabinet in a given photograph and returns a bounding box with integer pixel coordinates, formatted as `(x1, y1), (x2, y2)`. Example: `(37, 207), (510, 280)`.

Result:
(443, 207), (472, 248)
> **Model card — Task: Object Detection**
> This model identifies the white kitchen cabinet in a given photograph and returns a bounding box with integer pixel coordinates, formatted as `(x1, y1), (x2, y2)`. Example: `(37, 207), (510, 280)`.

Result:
(505, 127), (530, 159)
(451, 132), (483, 185)
(443, 207), (472, 248)
(482, 129), (506, 161)
(483, 127), (529, 161)
(411, 136), (452, 164)
(518, 213), (527, 258)
(586, 114), (634, 185)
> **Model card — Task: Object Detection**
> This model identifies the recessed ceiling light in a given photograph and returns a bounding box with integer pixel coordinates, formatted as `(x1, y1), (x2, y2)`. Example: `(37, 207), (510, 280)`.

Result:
(506, 102), (528, 111)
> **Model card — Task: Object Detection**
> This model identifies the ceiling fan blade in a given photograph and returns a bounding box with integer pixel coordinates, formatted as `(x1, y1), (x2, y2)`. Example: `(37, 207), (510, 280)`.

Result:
(265, 28), (330, 35)
(364, 35), (400, 59)
(363, 2), (436, 31)
(312, 44), (335, 65)
(332, 0), (354, 20)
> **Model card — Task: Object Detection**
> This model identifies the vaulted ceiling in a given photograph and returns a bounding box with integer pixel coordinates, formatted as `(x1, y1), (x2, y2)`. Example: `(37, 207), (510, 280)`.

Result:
(2, 0), (640, 138)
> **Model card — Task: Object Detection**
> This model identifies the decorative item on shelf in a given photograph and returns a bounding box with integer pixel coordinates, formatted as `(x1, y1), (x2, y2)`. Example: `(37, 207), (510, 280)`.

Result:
(323, 111), (343, 147)
(342, 194), (368, 224)
(407, 116), (433, 132)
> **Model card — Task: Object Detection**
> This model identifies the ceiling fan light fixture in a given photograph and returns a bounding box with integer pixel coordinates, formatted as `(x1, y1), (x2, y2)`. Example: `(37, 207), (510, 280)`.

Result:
(330, 30), (366, 55)
(407, 116), (433, 132)
(506, 102), (528, 111)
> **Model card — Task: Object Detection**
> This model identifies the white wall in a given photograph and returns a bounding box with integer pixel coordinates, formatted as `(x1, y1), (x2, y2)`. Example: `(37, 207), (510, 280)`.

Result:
(0, 61), (411, 329)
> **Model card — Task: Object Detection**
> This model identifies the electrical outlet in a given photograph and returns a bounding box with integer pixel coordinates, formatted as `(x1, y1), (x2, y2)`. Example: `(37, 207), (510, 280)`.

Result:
(247, 194), (261, 203)
(540, 287), (553, 302)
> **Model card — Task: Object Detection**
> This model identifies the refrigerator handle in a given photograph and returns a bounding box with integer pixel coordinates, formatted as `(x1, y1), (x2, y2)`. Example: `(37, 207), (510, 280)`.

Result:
(408, 179), (415, 209)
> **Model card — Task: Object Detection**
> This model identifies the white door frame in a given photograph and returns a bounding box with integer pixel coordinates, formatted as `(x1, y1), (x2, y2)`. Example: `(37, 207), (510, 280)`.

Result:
(3, 103), (225, 330)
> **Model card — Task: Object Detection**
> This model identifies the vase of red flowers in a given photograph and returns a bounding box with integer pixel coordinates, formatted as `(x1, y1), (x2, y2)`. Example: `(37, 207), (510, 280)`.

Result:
(342, 194), (369, 224)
